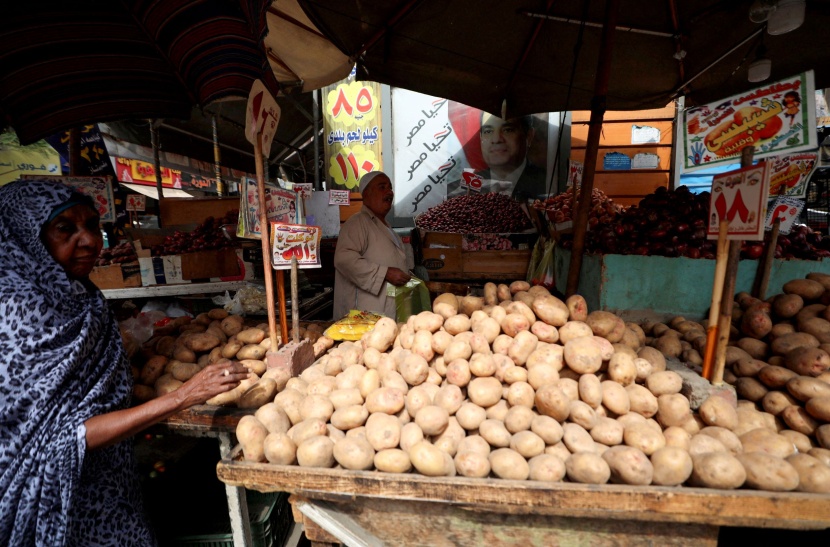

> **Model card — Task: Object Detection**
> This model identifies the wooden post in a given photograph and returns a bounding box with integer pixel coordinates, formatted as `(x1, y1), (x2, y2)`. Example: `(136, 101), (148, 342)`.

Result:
(149, 120), (164, 208)
(702, 220), (729, 380)
(755, 218), (780, 300)
(212, 114), (224, 197)
(710, 147), (755, 385)
(255, 132), (281, 351)
(565, 0), (620, 296)
(291, 256), (300, 344)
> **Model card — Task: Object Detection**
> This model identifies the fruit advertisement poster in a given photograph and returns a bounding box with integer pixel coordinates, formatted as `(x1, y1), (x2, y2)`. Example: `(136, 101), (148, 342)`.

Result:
(707, 162), (771, 241)
(23, 174), (116, 222)
(683, 71), (817, 172)
(767, 151), (818, 199)
(271, 223), (321, 269)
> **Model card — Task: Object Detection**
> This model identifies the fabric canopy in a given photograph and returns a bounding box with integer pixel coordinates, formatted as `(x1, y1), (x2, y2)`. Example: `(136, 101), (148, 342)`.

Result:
(1, 0), (281, 145)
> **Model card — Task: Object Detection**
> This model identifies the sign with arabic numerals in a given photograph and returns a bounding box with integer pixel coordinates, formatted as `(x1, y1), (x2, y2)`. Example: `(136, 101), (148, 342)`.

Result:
(270, 222), (322, 269)
(707, 162), (771, 241)
(293, 183), (312, 199)
(461, 169), (483, 191)
(765, 196), (804, 234)
(245, 79), (281, 156)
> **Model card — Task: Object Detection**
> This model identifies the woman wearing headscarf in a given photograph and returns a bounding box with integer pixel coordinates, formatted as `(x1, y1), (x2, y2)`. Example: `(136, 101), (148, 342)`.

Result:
(0, 179), (248, 546)
(333, 171), (412, 319)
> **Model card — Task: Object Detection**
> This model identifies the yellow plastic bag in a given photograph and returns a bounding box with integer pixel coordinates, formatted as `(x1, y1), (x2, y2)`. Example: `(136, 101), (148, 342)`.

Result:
(324, 310), (383, 341)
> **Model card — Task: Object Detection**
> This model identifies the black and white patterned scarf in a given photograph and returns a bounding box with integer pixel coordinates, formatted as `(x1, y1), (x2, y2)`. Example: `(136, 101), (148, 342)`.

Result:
(0, 179), (149, 545)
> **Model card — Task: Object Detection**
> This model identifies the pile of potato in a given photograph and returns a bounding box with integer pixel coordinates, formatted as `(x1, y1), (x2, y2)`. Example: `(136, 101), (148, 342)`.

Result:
(131, 309), (334, 405)
(235, 280), (830, 493)
(640, 273), (830, 492)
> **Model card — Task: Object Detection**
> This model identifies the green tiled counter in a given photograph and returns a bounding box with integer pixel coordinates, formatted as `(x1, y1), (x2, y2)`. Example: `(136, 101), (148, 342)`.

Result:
(554, 248), (830, 319)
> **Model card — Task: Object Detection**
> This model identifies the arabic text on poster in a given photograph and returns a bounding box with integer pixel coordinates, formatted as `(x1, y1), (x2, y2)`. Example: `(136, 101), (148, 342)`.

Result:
(683, 71), (817, 172)
(271, 223), (322, 269)
(765, 196), (804, 234)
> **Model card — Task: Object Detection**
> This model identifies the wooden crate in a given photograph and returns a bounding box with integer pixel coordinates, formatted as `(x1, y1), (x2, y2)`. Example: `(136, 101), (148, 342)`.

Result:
(417, 230), (533, 282)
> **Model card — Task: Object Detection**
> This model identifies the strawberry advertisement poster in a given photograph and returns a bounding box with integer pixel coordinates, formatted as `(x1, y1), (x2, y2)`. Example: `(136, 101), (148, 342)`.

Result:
(271, 223), (321, 269)
(682, 71), (817, 172)
(707, 162), (771, 241)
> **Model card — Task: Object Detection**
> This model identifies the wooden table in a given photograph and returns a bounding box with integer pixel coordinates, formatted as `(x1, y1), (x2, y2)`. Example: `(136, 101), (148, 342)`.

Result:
(217, 452), (830, 547)
(156, 405), (255, 547)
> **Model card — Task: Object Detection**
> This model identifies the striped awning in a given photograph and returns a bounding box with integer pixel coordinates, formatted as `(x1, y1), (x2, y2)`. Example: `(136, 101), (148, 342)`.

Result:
(1, 0), (280, 145)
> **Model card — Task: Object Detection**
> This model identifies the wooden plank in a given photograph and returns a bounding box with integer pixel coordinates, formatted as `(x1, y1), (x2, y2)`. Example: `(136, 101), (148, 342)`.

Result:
(339, 193), (363, 223)
(159, 405), (253, 434)
(571, 121), (674, 147)
(159, 196), (240, 228)
(571, 103), (676, 122)
(461, 249), (531, 276)
(216, 460), (830, 531)
(593, 173), (670, 196)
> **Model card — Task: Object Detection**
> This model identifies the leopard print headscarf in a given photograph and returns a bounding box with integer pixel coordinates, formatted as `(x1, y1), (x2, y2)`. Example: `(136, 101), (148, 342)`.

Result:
(0, 179), (151, 546)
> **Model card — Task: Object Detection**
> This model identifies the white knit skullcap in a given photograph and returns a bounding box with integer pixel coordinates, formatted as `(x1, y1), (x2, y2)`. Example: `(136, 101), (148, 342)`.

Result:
(358, 171), (387, 194)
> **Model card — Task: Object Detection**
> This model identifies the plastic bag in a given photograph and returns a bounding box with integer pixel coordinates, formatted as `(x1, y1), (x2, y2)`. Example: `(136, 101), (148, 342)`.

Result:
(388, 276), (431, 323)
(324, 310), (383, 341)
(528, 238), (556, 290)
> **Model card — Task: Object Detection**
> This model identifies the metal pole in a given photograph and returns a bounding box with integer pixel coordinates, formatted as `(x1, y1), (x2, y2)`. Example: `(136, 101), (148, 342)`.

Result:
(149, 120), (164, 207)
(566, 0), (620, 296)
(212, 115), (224, 197)
(313, 89), (321, 190)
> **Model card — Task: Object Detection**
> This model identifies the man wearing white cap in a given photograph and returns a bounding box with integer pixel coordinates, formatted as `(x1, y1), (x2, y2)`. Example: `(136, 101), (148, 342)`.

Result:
(333, 171), (411, 319)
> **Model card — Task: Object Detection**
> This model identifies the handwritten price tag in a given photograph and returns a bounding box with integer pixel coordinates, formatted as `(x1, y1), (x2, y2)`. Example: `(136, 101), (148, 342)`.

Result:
(126, 194), (146, 212)
(294, 183), (313, 199)
(329, 189), (350, 205)
(765, 196), (804, 234)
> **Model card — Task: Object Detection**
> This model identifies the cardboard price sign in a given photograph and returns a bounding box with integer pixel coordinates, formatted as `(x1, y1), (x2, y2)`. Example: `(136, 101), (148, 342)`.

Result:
(245, 79), (281, 156)
(271, 223), (322, 269)
(460, 169), (483, 191)
(765, 196), (804, 234)
(329, 189), (350, 205)
(707, 162), (771, 241)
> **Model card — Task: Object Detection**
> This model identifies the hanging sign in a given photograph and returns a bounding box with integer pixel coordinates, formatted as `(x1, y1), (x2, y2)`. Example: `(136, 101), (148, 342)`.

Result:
(767, 151), (818, 198)
(245, 79), (281, 156)
(567, 160), (584, 187)
(126, 194), (146, 212)
(683, 71), (817, 172)
(707, 163), (771, 241)
(765, 196), (804, 234)
(271, 223), (322, 269)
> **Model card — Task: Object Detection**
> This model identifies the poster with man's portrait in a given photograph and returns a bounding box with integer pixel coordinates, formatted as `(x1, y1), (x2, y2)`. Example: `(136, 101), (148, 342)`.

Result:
(391, 88), (558, 224)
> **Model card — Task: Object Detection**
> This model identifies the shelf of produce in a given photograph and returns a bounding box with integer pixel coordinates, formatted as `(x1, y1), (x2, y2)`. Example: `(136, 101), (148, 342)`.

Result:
(101, 281), (249, 300)
(217, 453), (830, 546)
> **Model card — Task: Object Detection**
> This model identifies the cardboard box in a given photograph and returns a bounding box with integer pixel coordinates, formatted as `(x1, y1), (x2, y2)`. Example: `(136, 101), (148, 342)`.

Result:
(88, 261), (141, 290)
(180, 248), (240, 280)
(416, 229), (535, 281)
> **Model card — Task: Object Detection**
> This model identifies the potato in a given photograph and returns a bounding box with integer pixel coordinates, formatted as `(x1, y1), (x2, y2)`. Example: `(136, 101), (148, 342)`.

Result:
(483, 283), (499, 307)
(606, 352), (636, 386)
(626, 384), (658, 418)
(689, 452), (746, 489)
(602, 445), (653, 485)
(739, 428), (795, 458)
(656, 393), (691, 428)
(787, 375), (830, 402)
(761, 390), (798, 417)
(530, 295), (569, 327)
(741, 305), (773, 339)
(771, 332), (820, 355)
(736, 452), (799, 491)
(433, 293), (459, 319)
(296, 435), (335, 468)
(509, 430), (545, 459)
(238, 378), (278, 409)
(237, 415), (268, 462)
(528, 415), (563, 445)
(578, 373), (603, 409)
(526, 343), (564, 371)
(558, 321), (594, 344)
(467, 377), (503, 408)
(637, 346), (666, 373)
(698, 426), (741, 454)
(650, 446), (693, 486)
(415, 405), (449, 436)
(524, 454), (565, 482)
(332, 437), (375, 470)
(454, 451), (491, 478)
(780, 405), (819, 436)
(623, 423), (665, 455)
(530, 321), (559, 344)
(565, 452), (610, 484)
(756, 365), (798, 389)
(372, 449), (411, 474)
(698, 396), (738, 430)
(496, 283), (511, 302)
(784, 278), (825, 300)
(486, 448), (529, 480)
(784, 347), (830, 377)
(365, 387), (406, 414)
(601, 380), (630, 416)
(535, 384), (571, 421)
(409, 441), (452, 476)
(263, 432), (296, 465)
(139, 355), (168, 386)
(506, 381), (535, 408)
(255, 403), (291, 435)
(806, 396), (830, 422)
(734, 377), (768, 403)
(786, 453), (830, 493)
(562, 423), (595, 454)
(185, 332), (222, 353)
(563, 336), (603, 374)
